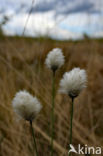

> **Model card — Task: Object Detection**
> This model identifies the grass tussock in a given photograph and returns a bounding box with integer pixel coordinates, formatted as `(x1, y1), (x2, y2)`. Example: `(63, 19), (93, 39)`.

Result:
(0, 37), (103, 156)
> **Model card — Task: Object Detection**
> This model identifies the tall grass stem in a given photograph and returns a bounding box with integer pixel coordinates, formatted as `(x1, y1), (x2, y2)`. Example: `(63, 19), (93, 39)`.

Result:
(51, 71), (55, 156)
(69, 97), (74, 156)
(30, 120), (38, 156)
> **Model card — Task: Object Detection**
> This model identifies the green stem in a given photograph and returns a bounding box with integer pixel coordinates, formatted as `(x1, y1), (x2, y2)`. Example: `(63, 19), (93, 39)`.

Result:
(68, 97), (74, 156)
(51, 71), (55, 156)
(30, 120), (38, 156)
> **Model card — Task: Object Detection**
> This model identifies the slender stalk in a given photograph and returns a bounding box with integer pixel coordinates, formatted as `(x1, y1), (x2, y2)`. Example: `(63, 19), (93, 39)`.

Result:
(51, 70), (55, 156)
(30, 120), (38, 156)
(68, 97), (74, 156)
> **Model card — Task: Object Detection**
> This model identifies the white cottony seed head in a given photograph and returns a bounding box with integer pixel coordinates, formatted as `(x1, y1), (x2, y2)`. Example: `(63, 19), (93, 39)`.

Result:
(59, 68), (87, 98)
(12, 90), (42, 121)
(45, 48), (65, 71)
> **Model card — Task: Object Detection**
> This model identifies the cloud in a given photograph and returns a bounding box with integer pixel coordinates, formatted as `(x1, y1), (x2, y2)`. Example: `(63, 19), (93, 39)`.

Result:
(1, 0), (103, 39)
(31, 0), (94, 15)
(1, 0), (103, 15)
(3, 11), (82, 39)
(59, 13), (103, 38)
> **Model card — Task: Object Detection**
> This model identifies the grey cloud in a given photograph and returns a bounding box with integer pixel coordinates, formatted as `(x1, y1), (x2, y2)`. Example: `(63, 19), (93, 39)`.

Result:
(31, 1), (55, 13)
(30, 0), (96, 15)
(57, 1), (94, 14)
(0, 0), (102, 15)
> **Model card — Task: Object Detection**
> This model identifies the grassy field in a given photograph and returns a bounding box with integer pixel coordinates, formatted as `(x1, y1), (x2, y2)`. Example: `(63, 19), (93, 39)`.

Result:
(0, 36), (103, 156)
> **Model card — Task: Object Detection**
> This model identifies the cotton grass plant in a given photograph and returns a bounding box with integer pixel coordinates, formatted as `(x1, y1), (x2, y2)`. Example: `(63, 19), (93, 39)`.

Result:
(45, 48), (65, 156)
(12, 90), (42, 156)
(59, 68), (87, 156)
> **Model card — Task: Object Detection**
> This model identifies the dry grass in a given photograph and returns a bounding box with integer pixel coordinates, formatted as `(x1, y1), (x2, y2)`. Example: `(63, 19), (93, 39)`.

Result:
(0, 37), (103, 156)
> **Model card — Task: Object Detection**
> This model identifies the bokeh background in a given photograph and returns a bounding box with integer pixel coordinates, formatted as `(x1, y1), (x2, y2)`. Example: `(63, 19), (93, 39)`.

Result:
(0, 0), (103, 156)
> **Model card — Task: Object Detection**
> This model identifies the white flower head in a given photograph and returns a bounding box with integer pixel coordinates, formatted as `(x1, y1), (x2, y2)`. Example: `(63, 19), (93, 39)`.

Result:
(12, 90), (42, 121)
(45, 48), (65, 72)
(59, 68), (87, 98)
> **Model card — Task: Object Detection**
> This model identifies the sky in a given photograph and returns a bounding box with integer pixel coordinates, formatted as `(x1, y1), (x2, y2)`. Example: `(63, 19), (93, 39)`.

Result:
(0, 0), (103, 40)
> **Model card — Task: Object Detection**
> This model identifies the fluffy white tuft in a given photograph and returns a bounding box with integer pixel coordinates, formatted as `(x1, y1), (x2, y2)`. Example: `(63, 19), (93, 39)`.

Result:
(12, 90), (42, 121)
(59, 68), (87, 98)
(45, 48), (65, 71)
